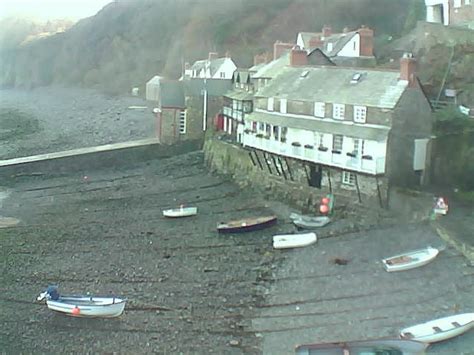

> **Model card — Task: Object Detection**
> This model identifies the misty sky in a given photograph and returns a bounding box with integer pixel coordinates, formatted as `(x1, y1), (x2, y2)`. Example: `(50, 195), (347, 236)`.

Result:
(0, 0), (114, 20)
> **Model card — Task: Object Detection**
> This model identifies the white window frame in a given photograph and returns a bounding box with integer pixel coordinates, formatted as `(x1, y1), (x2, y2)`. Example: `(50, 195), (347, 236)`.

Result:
(342, 171), (356, 186)
(267, 97), (274, 111)
(179, 110), (187, 134)
(465, 0), (471, 5)
(353, 105), (367, 123)
(314, 102), (325, 118)
(333, 104), (345, 120)
(280, 99), (287, 114)
(454, 0), (461, 7)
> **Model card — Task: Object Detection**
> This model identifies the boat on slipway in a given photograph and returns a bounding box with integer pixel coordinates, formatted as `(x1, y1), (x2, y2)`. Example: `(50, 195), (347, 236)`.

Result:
(295, 338), (428, 355)
(37, 286), (127, 318)
(382, 246), (439, 272)
(400, 313), (474, 343)
(273, 232), (317, 249)
(163, 206), (197, 218)
(217, 216), (277, 234)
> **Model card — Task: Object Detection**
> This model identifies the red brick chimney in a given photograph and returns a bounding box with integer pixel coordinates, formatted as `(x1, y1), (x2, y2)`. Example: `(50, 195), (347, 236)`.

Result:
(322, 25), (332, 38)
(290, 46), (308, 66)
(400, 53), (417, 87)
(358, 25), (374, 56)
(273, 41), (295, 60)
(208, 52), (219, 61)
(308, 35), (323, 48)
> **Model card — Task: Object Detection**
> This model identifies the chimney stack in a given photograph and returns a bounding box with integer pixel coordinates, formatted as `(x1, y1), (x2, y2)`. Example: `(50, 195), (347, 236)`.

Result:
(273, 40), (295, 60)
(254, 52), (270, 66)
(290, 46), (308, 66)
(400, 53), (417, 87)
(322, 25), (332, 38)
(358, 25), (374, 57)
(208, 52), (219, 61)
(308, 35), (323, 48)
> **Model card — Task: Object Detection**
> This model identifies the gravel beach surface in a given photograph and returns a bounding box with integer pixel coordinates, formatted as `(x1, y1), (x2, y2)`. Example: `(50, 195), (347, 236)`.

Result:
(0, 87), (155, 160)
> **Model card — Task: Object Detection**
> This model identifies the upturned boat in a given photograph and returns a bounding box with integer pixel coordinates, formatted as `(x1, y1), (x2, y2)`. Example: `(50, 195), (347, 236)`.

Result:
(37, 286), (127, 318)
(382, 246), (439, 272)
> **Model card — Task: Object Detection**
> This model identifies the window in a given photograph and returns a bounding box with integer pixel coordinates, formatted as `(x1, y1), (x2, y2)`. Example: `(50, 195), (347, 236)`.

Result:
(258, 122), (265, 132)
(314, 102), (325, 118)
(327, 43), (333, 52)
(179, 110), (186, 134)
(465, 0), (471, 5)
(220, 72), (225, 78)
(280, 99), (287, 114)
(342, 171), (356, 186)
(267, 97), (274, 111)
(273, 126), (279, 140)
(281, 127), (288, 142)
(332, 134), (343, 151)
(354, 106), (367, 123)
(454, 0), (461, 7)
(318, 133), (325, 147)
(333, 104), (345, 120)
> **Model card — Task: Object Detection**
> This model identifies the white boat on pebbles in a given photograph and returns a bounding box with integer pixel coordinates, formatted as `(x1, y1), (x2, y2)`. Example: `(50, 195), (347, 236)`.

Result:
(163, 206), (197, 218)
(382, 246), (439, 272)
(273, 232), (317, 249)
(37, 286), (127, 318)
(400, 313), (474, 343)
(289, 213), (330, 229)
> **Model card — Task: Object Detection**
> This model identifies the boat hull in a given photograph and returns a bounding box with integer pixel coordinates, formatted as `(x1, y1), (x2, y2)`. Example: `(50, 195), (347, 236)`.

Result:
(273, 232), (317, 249)
(400, 313), (474, 343)
(46, 296), (127, 318)
(296, 338), (428, 355)
(217, 216), (277, 234)
(382, 247), (439, 272)
(293, 216), (331, 229)
(163, 207), (197, 218)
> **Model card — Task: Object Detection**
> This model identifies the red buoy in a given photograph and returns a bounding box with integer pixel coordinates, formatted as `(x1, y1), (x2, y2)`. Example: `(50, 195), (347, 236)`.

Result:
(320, 204), (329, 214)
(321, 197), (330, 205)
(72, 306), (80, 315)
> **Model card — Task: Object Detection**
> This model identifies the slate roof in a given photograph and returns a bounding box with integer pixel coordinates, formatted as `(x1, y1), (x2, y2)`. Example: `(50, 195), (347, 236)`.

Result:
(223, 89), (254, 101)
(299, 31), (360, 57)
(255, 66), (408, 109)
(160, 81), (185, 108)
(252, 52), (290, 79)
(184, 78), (232, 97)
(190, 57), (230, 77)
(247, 111), (389, 141)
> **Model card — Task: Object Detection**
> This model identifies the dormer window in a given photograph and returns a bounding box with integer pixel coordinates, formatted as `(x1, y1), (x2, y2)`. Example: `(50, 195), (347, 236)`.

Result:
(333, 104), (345, 120)
(280, 99), (287, 114)
(354, 106), (367, 123)
(327, 43), (333, 52)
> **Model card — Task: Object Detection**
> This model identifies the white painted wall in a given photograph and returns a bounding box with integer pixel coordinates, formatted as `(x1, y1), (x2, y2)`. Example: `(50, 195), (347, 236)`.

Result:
(296, 33), (305, 49)
(337, 34), (360, 57)
(211, 58), (237, 79)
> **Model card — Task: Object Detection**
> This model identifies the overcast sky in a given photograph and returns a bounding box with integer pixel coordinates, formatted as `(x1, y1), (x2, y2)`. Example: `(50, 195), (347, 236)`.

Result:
(0, 0), (114, 20)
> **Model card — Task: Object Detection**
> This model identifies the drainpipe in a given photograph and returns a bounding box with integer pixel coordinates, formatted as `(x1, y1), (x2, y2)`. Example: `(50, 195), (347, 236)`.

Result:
(203, 78), (208, 131)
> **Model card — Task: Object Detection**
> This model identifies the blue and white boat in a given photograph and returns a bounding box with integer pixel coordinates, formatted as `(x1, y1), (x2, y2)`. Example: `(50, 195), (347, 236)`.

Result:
(37, 286), (127, 318)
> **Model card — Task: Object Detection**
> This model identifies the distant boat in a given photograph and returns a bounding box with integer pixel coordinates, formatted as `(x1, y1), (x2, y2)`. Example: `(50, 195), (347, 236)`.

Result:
(37, 286), (126, 318)
(400, 313), (474, 343)
(293, 215), (331, 229)
(382, 246), (439, 272)
(217, 216), (277, 234)
(163, 206), (197, 218)
(295, 338), (428, 355)
(273, 232), (317, 249)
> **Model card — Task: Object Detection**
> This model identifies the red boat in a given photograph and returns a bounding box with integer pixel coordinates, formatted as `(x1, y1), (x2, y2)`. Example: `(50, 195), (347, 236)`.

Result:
(217, 215), (277, 234)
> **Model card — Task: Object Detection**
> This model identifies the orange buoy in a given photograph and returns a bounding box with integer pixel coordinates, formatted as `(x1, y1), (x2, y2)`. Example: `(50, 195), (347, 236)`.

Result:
(321, 197), (330, 205)
(72, 306), (80, 315)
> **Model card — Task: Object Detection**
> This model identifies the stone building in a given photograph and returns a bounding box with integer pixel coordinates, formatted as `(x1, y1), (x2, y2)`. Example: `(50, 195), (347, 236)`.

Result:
(241, 49), (433, 207)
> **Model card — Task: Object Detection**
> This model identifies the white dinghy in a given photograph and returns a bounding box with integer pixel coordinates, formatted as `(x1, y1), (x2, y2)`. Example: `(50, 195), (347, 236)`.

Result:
(163, 206), (197, 218)
(382, 246), (439, 272)
(400, 313), (474, 343)
(37, 286), (127, 318)
(273, 232), (317, 249)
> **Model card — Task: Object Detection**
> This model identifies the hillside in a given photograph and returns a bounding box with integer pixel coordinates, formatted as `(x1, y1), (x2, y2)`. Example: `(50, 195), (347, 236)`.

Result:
(0, 0), (414, 94)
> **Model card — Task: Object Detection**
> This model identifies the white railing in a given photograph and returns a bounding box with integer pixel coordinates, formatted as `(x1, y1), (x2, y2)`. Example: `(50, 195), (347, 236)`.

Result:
(242, 133), (385, 175)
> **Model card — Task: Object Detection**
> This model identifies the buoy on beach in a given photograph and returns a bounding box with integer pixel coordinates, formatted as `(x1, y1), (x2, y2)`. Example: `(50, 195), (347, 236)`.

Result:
(72, 306), (80, 315)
